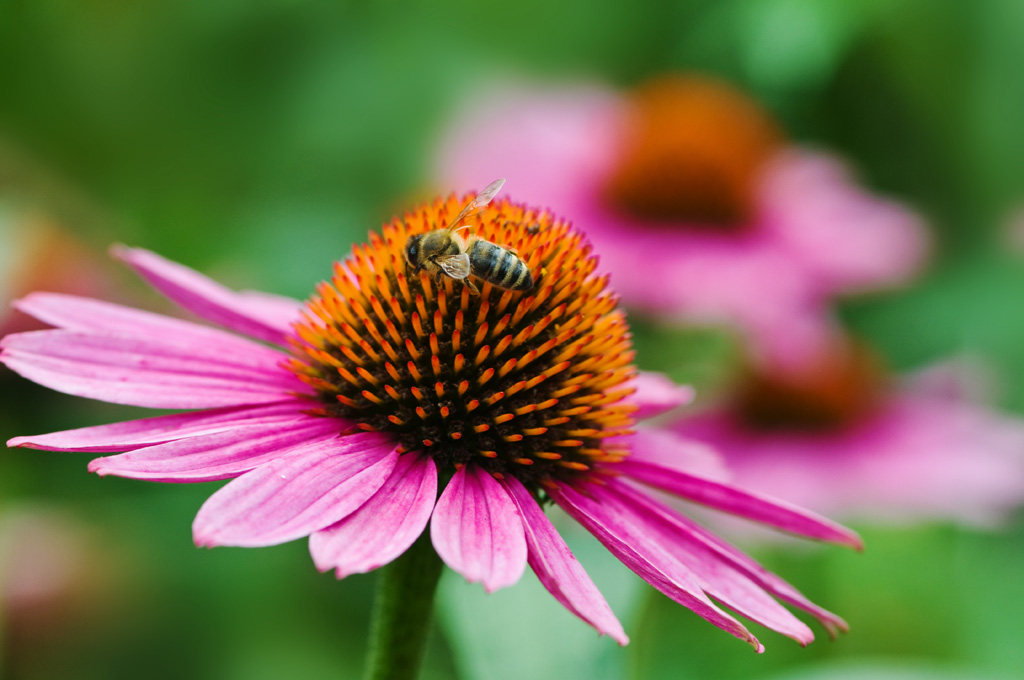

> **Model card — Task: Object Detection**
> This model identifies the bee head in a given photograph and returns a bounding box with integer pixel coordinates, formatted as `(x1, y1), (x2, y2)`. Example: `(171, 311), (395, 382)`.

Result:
(403, 234), (424, 272)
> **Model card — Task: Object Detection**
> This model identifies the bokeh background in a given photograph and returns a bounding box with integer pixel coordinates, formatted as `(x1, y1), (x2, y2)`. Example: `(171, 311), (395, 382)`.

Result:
(2, 1), (1024, 679)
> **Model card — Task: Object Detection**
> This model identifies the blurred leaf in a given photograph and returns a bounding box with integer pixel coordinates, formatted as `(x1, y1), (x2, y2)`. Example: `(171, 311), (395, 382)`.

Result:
(841, 250), (1024, 413)
(628, 316), (741, 401)
(760, 660), (1020, 680)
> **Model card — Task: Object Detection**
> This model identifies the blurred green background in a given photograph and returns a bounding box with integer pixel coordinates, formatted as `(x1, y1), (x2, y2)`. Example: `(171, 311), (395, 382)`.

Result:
(1, 0), (1023, 678)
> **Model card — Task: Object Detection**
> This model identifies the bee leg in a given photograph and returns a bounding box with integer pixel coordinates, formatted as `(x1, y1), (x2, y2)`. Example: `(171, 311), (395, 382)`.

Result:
(464, 278), (480, 295)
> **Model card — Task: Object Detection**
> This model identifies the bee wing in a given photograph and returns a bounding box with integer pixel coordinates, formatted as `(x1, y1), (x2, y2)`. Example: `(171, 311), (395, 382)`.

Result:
(434, 252), (471, 280)
(445, 178), (506, 233)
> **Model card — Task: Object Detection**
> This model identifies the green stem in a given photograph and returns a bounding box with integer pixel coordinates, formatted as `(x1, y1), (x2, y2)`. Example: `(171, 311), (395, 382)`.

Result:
(362, 531), (445, 680)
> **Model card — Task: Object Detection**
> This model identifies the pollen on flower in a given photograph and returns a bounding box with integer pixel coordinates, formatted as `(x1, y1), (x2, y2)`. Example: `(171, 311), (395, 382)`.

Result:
(602, 74), (782, 227)
(287, 190), (637, 489)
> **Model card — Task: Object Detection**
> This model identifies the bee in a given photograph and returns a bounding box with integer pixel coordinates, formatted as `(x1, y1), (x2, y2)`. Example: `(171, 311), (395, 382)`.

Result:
(403, 178), (534, 294)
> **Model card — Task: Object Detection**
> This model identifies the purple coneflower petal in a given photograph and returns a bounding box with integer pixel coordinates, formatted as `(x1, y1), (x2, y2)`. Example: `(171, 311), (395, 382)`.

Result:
(13, 293), (288, 355)
(192, 433), (398, 547)
(8, 400), (309, 452)
(1, 329), (299, 409)
(615, 457), (863, 549)
(430, 465), (528, 593)
(628, 371), (695, 420)
(234, 289), (306, 327)
(88, 415), (343, 482)
(551, 481), (764, 652)
(606, 479), (815, 644)
(659, 507), (848, 637)
(112, 246), (302, 345)
(501, 476), (628, 645)
(310, 452), (438, 578)
(625, 430), (850, 632)
(761, 150), (929, 294)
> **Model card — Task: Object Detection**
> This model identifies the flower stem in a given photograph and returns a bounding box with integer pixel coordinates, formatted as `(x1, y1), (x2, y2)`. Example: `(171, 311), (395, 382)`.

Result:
(362, 531), (445, 680)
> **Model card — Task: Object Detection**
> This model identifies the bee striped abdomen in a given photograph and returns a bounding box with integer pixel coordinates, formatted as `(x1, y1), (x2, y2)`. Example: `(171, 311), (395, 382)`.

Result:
(469, 239), (534, 291)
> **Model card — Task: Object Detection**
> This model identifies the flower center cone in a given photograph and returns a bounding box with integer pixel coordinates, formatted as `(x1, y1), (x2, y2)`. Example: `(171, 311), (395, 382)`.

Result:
(734, 339), (885, 432)
(287, 191), (638, 490)
(602, 74), (783, 229)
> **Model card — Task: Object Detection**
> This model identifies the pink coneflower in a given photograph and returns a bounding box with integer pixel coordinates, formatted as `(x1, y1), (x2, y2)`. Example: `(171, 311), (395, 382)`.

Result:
(3, 187), (859, 655)
(673, 337), (1024, 527)
(435, 74), (928, 365)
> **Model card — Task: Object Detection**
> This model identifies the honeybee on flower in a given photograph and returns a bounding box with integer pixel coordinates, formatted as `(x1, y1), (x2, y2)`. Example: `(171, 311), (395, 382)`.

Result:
(403, 178), (534, 294)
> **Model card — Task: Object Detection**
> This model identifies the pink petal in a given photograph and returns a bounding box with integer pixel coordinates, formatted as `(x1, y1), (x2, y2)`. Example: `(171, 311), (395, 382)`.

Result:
(615, 457), (863, 549)
(551, 481), (763, 652)
(434, 83), (622, 214)
(660, 508), (848, 637)
(88, 415), (344, 482)
(235, 290), (307, 328)
(8, 400), (310, 452)
(310, 453), (438, 578)
(627, 372), (695, 421)
(760, 150), (929, 294)
(192, 433), (398, 547)
(607, 479), (815, 644)
(500, 475), (628, 644)
(430, 465), (527, 593)
(1, 329), (300, 409)
(13, 293), (286, 356)
(112, 246), (302, 345)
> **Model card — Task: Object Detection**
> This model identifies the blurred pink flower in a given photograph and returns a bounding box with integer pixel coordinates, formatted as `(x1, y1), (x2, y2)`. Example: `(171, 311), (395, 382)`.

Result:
(672, 339), (1024, 527)
(435, 75), (929, 365)
(3, 189), (860, 650)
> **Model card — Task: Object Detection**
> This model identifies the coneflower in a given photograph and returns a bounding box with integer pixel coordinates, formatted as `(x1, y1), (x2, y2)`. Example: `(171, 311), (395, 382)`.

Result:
(434, 74), (928, 366)
(3, 184), (860, 678)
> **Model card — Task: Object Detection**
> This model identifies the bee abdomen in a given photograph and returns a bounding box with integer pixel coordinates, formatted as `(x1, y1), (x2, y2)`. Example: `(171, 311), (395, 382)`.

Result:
(469, 239), (534, 291)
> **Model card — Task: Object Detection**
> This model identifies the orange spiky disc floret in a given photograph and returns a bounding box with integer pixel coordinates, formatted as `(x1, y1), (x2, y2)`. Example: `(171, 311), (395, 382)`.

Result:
(287, 190), (638, 488)
(602, 74), (783, 228)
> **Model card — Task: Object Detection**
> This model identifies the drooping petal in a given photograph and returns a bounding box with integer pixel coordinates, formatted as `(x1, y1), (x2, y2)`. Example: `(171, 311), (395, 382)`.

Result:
(500, 475), (628, 645)
(615, 457), (863, 549)
(606, 479), (815, 644)
(430, 465), (527, 593)
(193, 433), (398, 547)
(1, 329), (301, 409)
(551, 480), (763, 652)
(8, 400), (309, 452)
(650, 501), (848, 637)
(628, 371), (695, 421)
(88, 415), (343, 482)
(112, 246), (302, 345)
(310, 453), (437, 578)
